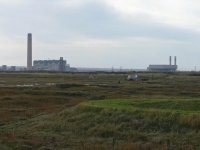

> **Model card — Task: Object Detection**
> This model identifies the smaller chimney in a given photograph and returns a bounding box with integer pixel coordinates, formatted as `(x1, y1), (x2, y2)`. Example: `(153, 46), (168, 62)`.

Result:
(169, 56), (172, 65)
(174, 56), (177, 65)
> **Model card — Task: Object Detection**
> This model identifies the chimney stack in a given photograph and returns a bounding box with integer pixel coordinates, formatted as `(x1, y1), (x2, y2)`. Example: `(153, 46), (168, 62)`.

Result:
(174, 56), (177, 65)
(27, 33), (32, 70)
(169, 56), (172, 65)
(59, 57), (64, 71)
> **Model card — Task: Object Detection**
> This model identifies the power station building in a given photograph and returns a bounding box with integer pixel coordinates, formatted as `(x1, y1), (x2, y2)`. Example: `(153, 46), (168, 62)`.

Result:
(10, 66), (16, 71)
(26, 33), (76, 72)
(33, 57), (67, 71)
(147, 56), (178, 72)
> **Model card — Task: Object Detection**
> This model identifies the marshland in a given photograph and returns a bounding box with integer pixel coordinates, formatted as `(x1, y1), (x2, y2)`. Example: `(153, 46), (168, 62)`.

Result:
(0, 72), (200, 150)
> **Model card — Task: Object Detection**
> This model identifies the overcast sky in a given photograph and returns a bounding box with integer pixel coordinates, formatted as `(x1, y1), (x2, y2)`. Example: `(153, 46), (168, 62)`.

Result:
(1, 0), (200, 70)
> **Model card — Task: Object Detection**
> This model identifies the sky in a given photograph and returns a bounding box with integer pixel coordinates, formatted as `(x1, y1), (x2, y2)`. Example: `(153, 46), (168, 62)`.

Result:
(0, 0), (200, 70)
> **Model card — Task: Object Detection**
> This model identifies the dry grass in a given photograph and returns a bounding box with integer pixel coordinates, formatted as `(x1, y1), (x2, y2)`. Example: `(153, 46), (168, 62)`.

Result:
(1, 72), (200, 149)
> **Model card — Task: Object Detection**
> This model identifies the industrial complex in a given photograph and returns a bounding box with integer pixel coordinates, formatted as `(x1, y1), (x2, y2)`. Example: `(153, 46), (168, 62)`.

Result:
(0, 33), (77, 72)
(0, 33), (179, 72)
(147, 56), (178, 72)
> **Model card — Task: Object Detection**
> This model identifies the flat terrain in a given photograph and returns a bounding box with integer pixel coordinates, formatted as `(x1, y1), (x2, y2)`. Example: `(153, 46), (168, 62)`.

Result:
(0, 72), (200, 150)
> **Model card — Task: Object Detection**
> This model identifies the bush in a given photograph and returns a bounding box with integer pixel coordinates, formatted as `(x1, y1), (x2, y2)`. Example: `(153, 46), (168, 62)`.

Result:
(57, 84), (83, 89)
(2, 97), (13, 100)
(0, 145), (11, 150)
(38, 146), (52, 150)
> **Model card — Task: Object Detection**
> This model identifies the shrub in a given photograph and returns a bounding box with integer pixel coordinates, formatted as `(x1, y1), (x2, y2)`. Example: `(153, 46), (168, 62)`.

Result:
(2, 97), (13, 100)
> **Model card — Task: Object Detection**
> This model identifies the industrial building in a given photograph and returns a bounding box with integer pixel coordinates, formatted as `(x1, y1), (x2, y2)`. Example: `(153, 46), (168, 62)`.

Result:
(147, 56), (178, 72)
(10, 66), (16, 71)
(2, 65), (7, 71)
(26, 33), (76, 72)
(33, 57), (68, 71)
(0, 33), (77, 72)
(70, 67), (78, 72)
(27, 33), (32, 70)
(0, 66), (17, 71)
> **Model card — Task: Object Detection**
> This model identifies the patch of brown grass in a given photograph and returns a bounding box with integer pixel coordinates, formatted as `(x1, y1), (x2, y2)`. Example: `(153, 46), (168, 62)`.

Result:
(0, 111), (13, 122)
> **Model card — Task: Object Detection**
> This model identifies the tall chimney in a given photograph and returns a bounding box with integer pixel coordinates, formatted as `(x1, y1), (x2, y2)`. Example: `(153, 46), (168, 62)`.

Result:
(27, 33), (32, 70)
(59, 57), (64, 71)
(169, 56), (172, 65)
(174, 56), (177, 65)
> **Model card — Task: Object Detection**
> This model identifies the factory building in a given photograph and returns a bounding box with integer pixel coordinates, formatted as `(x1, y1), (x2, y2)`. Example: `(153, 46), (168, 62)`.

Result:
(10, 66), (16, 71)
(2, 65), (7, 71)
(27, 33), (32, 70)
(147, 56), (178, 72)
(33, 57), (67, 71)
(66, 64), (70, 72)
(70, 67), (78, 72)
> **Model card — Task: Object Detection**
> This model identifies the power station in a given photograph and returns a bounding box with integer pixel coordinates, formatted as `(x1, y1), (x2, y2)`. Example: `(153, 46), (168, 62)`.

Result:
(147, 56), (178, 72)
(33, 57), (70, 71)
(26, 33), (76, 72)
(0, 33), (181, 72)
(27, 33), (32, 70)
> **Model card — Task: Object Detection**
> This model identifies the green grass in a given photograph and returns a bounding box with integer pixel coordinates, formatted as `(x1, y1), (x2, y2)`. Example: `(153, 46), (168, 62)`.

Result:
(85, 98), (200, 113)
(1, 72), (200, 149)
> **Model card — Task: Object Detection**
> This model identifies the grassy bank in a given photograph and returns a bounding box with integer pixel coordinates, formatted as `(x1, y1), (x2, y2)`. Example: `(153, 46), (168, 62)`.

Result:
(1, 99), (200, 149)
(0, 72), (200, 149)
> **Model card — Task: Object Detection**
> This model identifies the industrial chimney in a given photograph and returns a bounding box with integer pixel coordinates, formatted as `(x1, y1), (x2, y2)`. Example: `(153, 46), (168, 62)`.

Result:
(59, 57), (64, 71)
(174, 56), (177, 65)
(169, 56), (172, 65)
(27, 33), (32, 70)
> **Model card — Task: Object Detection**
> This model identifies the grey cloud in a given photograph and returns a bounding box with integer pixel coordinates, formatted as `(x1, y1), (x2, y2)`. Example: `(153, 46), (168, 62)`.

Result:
(1, 0), (200, 43)
(1, 1), (200, 69)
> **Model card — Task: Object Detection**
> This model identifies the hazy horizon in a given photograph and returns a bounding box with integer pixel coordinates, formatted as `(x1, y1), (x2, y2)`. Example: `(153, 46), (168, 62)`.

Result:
(1, 0), (200, 71)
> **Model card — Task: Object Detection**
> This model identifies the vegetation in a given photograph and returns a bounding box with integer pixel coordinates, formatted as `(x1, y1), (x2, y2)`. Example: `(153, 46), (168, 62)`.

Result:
(0, 72), (200, 149)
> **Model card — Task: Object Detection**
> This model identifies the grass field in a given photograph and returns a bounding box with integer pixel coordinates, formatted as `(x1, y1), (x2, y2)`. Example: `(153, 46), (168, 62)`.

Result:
(0, 72), (200, 149)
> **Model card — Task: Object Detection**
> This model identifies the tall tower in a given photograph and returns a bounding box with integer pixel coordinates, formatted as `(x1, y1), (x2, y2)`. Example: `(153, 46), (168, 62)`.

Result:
(59, 57), (64, 71)
(174, 56), (177, 65)
(169, 56), (172, 65)
(27, 33), (32, 70)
